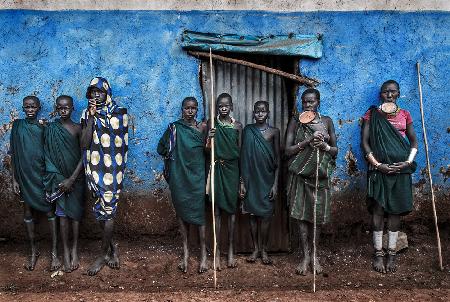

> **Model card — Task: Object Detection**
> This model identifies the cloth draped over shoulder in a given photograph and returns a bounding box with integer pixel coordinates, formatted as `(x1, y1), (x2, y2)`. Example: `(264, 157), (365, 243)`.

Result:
(240, 125), (277, 218)
(366, 107), (416, 215)
(212, 118), (240, 214)
(82, 77), (128, 220)
(287, 114), (335, 224)
(157, 120), (206, 225)
(10, 119), (50, 212)
(43, 120), (85, 221)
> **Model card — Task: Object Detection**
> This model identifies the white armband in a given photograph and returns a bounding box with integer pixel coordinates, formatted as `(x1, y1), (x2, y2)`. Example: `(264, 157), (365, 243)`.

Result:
(406, 148), (418, 164)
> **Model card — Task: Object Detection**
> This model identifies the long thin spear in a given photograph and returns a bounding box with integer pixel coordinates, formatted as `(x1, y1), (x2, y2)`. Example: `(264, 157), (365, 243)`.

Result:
(416, 62), (443, 270)
(210, 48), (218, 287)
(313, 149), (320, 292)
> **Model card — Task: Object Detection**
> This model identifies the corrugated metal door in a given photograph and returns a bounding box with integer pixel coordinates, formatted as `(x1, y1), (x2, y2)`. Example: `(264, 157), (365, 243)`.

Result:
(200, 56), (292, 252)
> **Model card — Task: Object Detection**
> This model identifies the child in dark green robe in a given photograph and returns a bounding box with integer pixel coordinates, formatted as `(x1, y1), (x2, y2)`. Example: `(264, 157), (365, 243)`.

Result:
(207, 93), (243, 270)
(10, 96), (61, 271)
(157, 97), (208, 274)
(44, 95), (85, 272)
(240, 101), (280, 265)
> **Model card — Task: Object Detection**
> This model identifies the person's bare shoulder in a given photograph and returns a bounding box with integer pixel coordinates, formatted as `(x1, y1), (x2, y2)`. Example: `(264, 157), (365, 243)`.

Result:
(74, 122), (82, 135)
(271, 126), (280, 134)
(321, 115), (334, 126)
(234, 121), (243, 130)
(268, 126), (280, 137)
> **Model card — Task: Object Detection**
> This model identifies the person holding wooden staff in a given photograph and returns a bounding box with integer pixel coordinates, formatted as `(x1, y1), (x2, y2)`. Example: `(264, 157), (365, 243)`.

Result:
(361, 80), (418, 274)
(207, 92), (244, 270)
(285, 88), (338, 276)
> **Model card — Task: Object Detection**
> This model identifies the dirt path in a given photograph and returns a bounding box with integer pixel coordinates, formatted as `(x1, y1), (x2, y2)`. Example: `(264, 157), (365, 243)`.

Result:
(0, 236), (449, 301)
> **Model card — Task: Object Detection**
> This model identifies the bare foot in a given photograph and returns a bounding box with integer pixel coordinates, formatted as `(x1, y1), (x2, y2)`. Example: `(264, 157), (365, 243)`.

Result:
(213, 253), (222, 271)
(70, 249), (80, 271)
(372, 250), (386, 274)
(198, 257), (208, 274)
(296, 256), (310, 276)
(24, 250), (39, 271)
(227, 253), (238, 268)
(261, 251), (272, 265)
(246, 250), (259, 263)
(87, 255), (107, 276)
(178, 257), (188, 273)
(107, 244), (120, 269)
(198, 252), (208, 274)
(62, 250), (72, 273)
(50, 252), (62, 272)
(386, 252), (397, 273)
(311, 256), (322, 274)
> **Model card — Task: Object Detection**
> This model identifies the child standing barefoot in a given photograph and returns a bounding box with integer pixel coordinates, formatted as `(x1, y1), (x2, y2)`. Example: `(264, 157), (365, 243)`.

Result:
(10, 96), (61, 271)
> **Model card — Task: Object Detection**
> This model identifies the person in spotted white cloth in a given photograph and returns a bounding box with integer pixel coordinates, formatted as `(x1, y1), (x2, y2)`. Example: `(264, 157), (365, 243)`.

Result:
(80, 77), (128, 276)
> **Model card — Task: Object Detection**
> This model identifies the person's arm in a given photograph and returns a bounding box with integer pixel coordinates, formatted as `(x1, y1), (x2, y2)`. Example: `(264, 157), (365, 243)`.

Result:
(59, 125), (84, 192)
(311, 116), (338, 157)
(236, 121), (243, 149)
(80, 106), (96, 149)
(157, 125), (171, 157)
(205, 119), (215, 151)
(235, 122), (245, 198)
(391, 122), (418, 172)
(59, 159), (83, 193)
(269, 128), (281, 200)
(10, 157), (20, 195)
(9, 123), (20, 195)
(405, 123), (418, 149)
(284, 117), (310, 157)
(361, 119), (395, 174)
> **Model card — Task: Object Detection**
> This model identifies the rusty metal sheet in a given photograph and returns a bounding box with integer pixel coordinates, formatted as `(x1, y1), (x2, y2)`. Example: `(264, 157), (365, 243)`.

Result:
(200, 56), (292, 252)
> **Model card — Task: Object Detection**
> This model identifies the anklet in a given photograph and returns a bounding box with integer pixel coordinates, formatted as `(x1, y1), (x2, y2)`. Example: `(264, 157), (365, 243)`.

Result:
(374, 250), (385, 257)
(387, 249), (396, 256)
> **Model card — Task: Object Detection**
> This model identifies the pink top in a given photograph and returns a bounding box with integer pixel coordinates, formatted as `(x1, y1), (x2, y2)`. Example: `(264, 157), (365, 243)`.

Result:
(363, 108), (413, 137)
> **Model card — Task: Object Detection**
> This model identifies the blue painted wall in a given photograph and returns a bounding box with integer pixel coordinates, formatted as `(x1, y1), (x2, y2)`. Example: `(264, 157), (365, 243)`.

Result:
(0, 10), (449, 194)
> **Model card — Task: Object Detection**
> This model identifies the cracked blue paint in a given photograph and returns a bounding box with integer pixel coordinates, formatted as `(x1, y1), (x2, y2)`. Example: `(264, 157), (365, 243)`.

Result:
(0, 10), (448, 193)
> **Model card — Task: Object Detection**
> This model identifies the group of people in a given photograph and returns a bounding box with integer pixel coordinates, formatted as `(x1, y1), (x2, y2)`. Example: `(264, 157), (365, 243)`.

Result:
(10, 77), (128, 275)
(157, 79), (417, 276)
(9, 77), (417, 277)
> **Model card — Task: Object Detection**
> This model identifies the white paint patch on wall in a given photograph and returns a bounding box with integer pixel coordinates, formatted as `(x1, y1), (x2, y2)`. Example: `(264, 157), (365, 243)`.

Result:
(1, 0), (449, 11)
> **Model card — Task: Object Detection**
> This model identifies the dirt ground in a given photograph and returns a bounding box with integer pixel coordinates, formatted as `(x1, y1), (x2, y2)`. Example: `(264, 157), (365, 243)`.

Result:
(0, 232), (449, 302)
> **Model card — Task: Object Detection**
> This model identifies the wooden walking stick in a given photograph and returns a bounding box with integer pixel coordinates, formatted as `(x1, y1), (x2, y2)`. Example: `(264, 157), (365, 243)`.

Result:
(312, 148), (320, 292)
(210, 48), (218, 287)
(416, 62), (443, 271)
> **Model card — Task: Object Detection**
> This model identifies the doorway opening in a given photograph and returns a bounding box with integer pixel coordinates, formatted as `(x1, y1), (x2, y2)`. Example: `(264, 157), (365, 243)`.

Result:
(200, 53), (300, 252)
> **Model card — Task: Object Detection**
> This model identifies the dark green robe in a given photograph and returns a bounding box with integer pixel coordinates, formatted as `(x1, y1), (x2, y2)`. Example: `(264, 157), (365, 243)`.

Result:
(366, 107), (417, 215)
(287, 118), (335, 224)
(10, 119), (50, 212)
(213, 119), (240, 214)
(240, 125), (276, 218)
(157, 120), (206, 225)
(43, 120), (85, 221)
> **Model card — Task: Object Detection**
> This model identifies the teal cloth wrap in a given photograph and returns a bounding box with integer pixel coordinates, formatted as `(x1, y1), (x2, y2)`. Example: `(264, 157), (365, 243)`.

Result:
(240, 125), (276, 218)
(44, 120), (85, 221)
(367, 107), (417, 215)
(10, 119), (50, 212)
(157, 120), (206, 225)
(213, 119), (240, 214)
